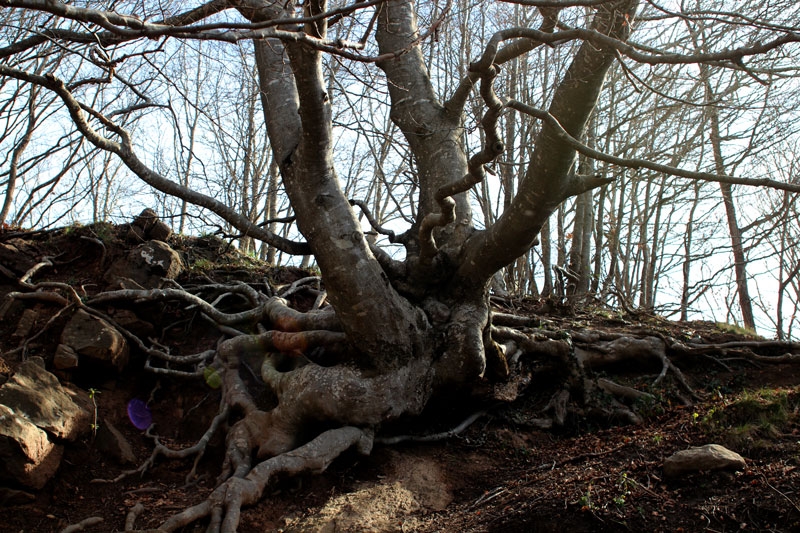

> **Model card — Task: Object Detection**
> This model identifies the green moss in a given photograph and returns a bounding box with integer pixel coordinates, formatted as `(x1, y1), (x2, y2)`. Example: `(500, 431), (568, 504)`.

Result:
(191, 258), (215, 271)
(714, 321), (759, 338)
(700, 388), (798, 452)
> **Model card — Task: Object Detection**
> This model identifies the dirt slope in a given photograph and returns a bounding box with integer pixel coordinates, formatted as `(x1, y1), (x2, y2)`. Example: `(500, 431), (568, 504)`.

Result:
(1, 223), (798, 533)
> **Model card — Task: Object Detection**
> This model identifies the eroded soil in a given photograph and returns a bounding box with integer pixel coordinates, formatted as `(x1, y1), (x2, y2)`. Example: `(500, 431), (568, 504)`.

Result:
(1, 224), (799, 532)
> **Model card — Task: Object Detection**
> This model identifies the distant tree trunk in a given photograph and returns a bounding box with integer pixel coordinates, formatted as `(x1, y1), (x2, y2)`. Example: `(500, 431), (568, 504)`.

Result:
(541, 217), (554, 298)
(567, 189), (593, 298)
(0, 85), (38, 223)
(556, 203), (568, 297)
(262, 158), (280, 263)
(691, 23), (757, 331)
(707, 98), (756, 331)
(601, 173), (624, 301)
(641, 176), (666, 310)
(591, 179), (608, 295)
(680, 182), (701, 321)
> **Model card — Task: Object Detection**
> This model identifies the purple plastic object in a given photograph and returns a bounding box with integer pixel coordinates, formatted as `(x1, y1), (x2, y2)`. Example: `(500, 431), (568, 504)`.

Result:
(127, 398), (152, 430)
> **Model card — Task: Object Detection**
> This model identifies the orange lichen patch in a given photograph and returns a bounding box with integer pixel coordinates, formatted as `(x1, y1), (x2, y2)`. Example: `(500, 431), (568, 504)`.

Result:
(272, 314), (302, 332)
(271, 330), (309, 355)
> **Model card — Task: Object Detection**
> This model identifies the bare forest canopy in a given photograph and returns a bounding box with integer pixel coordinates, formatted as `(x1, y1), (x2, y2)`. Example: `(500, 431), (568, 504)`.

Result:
(3, 2), (800, 532)
(1, 1), (800, 335)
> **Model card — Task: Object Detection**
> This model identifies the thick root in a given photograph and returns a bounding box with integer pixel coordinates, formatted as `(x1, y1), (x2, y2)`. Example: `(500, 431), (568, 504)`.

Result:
(148, 426), (372, 533)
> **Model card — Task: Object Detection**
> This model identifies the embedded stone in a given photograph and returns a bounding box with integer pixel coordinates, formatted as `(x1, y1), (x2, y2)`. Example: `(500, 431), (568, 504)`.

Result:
(104, 240), (183, 289)
(663, 444), (746, 478)
(61, 310), (129, 371)
(53, 344), (79, 370)
(131, 208), (172, 241)
(0, 359), (91, 441)
(95, 419), (136, 465)
(12, 308), (39, 339)
(0, 404), (64, 490)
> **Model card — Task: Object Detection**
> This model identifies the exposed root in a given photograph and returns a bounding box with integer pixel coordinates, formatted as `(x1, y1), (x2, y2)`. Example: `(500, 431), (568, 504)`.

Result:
(376, 409), (489, 445)
(9, 246), (799, 533)
(596, 377), (653, 402)
(492, 326), (695, 424)
(92, 400), (230, 484)
(124, 503), (144, 531)
(149, 426), (372, 533)
(59, 516), (103, 533)
(747, 352), (800, 363)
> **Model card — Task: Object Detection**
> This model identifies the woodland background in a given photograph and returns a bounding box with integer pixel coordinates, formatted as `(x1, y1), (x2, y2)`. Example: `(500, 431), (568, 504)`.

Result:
(2, 0), (800, 337)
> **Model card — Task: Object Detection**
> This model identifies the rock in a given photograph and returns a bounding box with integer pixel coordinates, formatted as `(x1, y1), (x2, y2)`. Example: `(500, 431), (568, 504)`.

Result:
(107, 309), (155, 339)
(53, 344), (79, 370)
(663, 444), (746, 478)
(104, 240), (183, 289)
(61, 309), (129, 371)
(94, 419), (136, 465)
(0, 239), (37, 277)
(0, 360), (91, 442)
(126, 224), (146, 243)
(12, 309), (39, 339)
(148, 220), (173, 242)
(0, 404), (64, 490)
(130, 208), (172, 242)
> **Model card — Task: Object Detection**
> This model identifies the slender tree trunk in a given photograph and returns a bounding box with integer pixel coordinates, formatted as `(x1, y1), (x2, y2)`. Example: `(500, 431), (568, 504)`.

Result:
(642, 176), (665, 310)
(0, 85), (38, 222)
(541, 217), (554, 298)
(680, 182), (701, 321)
(567, 190), (592, 297)
(263, 158), (279, 264)
(708, 106), (756, 331)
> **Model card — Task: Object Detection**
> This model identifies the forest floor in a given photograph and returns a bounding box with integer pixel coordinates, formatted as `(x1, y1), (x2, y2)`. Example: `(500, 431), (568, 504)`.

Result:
(1, 223), (799, 532)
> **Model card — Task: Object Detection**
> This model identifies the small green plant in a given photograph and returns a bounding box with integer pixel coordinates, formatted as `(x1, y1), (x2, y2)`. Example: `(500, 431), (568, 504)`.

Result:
(63, 222), (83, 236)
(578, 484), (596, 511)
(613, 472), (633, 507)
(651, 433), (664, 445)
(634, 390), (666, 418)
(88, 387), (100, 437)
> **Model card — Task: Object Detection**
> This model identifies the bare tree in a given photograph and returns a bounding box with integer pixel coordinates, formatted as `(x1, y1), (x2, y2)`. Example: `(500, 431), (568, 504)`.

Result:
(2, 1), (800, 530)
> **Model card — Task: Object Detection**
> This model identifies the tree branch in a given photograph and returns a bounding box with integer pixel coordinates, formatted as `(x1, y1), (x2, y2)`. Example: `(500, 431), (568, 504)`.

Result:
(506, 99), (800, 194)
(0, 64), (311, 254)
(457, 0), (639, 288)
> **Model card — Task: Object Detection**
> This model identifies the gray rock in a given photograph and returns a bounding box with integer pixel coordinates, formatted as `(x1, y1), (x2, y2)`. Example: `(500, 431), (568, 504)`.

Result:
(0, 360), (91, 442)
(104, 240), (183, 289)
(61, 310), (129, 371)
(95, 419), (136, 465)
(0, 404), (64, 490)
(663, 444), (746, 478)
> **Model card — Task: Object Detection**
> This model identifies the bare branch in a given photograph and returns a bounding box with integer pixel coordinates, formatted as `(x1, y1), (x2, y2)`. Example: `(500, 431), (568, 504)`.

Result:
(506, 99), (800, 194)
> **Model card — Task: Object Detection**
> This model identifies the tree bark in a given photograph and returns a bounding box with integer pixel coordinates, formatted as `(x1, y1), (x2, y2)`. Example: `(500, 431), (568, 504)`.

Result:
(457, 0), (639, 289)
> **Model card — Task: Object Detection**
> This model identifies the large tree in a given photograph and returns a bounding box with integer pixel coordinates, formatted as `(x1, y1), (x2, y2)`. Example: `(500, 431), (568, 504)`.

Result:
(2, 1), (800, 531)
